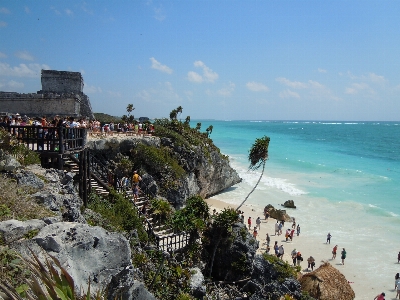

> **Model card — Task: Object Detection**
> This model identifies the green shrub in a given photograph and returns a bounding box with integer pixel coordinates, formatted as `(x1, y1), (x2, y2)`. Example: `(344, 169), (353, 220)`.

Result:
(262, 253), (298, 283)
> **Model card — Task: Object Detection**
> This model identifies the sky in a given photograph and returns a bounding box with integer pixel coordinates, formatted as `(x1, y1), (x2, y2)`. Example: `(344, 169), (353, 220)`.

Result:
(1, 1), (400, 121)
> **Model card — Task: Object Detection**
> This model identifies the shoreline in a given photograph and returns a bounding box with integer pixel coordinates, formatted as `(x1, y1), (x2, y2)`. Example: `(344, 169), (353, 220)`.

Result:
(206, 196), (392, 299)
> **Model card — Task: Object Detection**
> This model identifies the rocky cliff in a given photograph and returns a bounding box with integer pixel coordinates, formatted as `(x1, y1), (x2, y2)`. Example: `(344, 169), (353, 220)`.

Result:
(86, 135), (241, 208)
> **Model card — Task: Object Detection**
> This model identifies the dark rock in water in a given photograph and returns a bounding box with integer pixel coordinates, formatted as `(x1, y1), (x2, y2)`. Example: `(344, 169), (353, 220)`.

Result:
(282, 200), (296, 209)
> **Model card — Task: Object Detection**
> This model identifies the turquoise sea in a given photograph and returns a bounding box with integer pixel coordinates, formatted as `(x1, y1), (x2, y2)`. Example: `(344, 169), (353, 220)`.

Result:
(193, 120), (400, 297)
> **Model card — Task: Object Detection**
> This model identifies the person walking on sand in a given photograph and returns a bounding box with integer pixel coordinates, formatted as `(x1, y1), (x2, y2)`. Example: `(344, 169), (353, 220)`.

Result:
(341, 248), (347, 265)
(398, 251), (400, 263)
(307, 256), (316, 271)
(296, 251), (303, 266)
(264, 209), (270, 221)
(266, 233), (270, 246)
(247, 217), (252, 230)
(291, 249), (298, 266)
(296, 224), (300, 236)
(256, 217), (261, 230)
(395, 273), (400, 291)
(275, 221), (279, 236)
(278, 245), (285, 260)
(290, 229), (295, 241)
(278, 222), (283, 235)
(326, 232), (332, 244)
(253, 228), (258, 239)
(292, 218), (296, 229)
(374, 292), (385, 300)
(332, 245), (338, 259)
(274, 241), (279, 256)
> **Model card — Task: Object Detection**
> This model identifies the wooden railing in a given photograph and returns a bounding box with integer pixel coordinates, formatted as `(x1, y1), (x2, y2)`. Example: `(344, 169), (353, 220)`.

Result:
(7, 125), (86, 153)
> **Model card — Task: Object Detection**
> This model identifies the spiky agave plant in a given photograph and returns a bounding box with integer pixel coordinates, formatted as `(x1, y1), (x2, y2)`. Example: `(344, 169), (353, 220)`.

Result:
(0, 249), (105, 300)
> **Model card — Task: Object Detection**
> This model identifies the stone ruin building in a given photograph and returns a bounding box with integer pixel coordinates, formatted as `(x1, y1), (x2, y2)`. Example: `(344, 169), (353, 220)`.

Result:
(0, 70), (94, 119)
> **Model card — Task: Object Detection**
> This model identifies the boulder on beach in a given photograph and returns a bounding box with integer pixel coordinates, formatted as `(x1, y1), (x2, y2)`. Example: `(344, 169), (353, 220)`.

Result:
(282, 200), (296, 209)
(299, 262), (355, 300)
(264, 204), (291, 221)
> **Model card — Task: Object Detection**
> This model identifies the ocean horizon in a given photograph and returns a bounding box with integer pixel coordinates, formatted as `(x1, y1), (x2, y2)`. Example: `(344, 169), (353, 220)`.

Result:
(193, 119), (400, 298)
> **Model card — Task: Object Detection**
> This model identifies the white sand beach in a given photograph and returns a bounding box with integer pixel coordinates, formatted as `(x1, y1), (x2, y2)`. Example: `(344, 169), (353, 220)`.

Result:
(206, 197), (393, 300)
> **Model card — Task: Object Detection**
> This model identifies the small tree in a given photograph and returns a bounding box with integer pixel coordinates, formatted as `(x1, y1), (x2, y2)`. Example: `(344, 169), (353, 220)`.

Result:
(169, 109), (178, 120)
(195, 122), (201, 131)
(184, 116), (191, 126)
(236, 136), (270, 212)
(126, 104), (135, 120)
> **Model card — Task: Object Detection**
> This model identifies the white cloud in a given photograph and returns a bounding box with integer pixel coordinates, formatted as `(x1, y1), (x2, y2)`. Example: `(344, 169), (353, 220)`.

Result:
(50, 6), (61, 15)
(65, 9), (73, 16)
(154, 6), (166, 21)
(308, 80), (324, 89)
(150, 57), (173, 74)
(84, 84), (102, 94)
(276, 77), (307, 89)
(217, 82), (235, 96)
(246, 81), (269, 92)
(368, 72), (385, 84)
(0, 21), (7, 27)
(345, 82), (374, 95)
(0, 62), (50, 77)
(0, 80), (24, 91)
(318, 68), (327, 73)
(15, 50), (34, 61)
(0, 52), (7, 58)
(279, 89), (300, 99)
(187, 71), (203, 83)
(0, 7), (10, 14)
(194, 61), (218, 82)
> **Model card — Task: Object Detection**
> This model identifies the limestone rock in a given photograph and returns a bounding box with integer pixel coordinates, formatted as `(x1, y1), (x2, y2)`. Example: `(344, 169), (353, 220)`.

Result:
(0, 219), (46, 244)
(0, 154), (21, 172)
(190, 267), (206, 298)
(264, 205), (291, 221)
(12, 170), (44, 189)
(282, 200), (296, 209)
(16, 222), (134, 295)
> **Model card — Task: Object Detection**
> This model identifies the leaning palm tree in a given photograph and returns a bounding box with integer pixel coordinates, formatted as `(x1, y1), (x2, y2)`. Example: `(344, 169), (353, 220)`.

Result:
(236, 136), (270, 212)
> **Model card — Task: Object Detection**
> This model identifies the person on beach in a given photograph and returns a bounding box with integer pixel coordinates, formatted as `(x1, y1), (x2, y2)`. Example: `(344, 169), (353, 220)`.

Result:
(266, 233), (270, 246)
(292, 218), (296, 229)
(374, 292), (385, 300)
(341, 248), (346, 265)
(332, 245), (338, 259)
(278, 222), (283, 235)
(285, 229), (290, 242)
(398, 251), (400, 263)
(296, 251), (303, 266)
(326, 232), (332, 244)
(291, 249), (298, 266)
(296, 224), (300, 236)
(247, 217), (252, 230)
(240, 213), (244, 224)
(256, 217), (261, 230)
(278, 245), (285, 260)
(395, 273), (400, 290)
(253, 228), (258, 240)
(307, 256), (315, 271)
(275, 221), (279, 235)
(274, 241), (279, 256)
(264, 209), (270, 221)
(290, 229), (295, 241)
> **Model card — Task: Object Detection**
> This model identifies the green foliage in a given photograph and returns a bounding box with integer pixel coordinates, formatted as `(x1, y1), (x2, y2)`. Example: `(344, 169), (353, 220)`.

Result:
(131, 143), (185, 192)
(231, 253), (248, 272)
(93, 112), (122, 123)
(248, 135), (270, 170)
(24, 229), (40, 239)
(0, 204), (11, 217)
(0, 128), (40, 165)
(262, 253), (298, 283)
(0, 246), (31, 288)
(87, 191), (148, 243)
(132, 250), (193, 300)
(169, 195), (210, 233)
(150, 198), (174, 223)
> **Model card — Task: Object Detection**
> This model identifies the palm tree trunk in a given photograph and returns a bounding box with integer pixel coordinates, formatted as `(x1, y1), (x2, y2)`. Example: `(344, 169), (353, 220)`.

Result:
(236, 160), (265, 212)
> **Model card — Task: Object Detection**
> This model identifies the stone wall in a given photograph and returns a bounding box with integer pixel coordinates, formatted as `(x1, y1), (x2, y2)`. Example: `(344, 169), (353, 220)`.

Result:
(41, 70), (83, 93)
(0, 92), (80, 117)
(0, 70), (94, 119)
